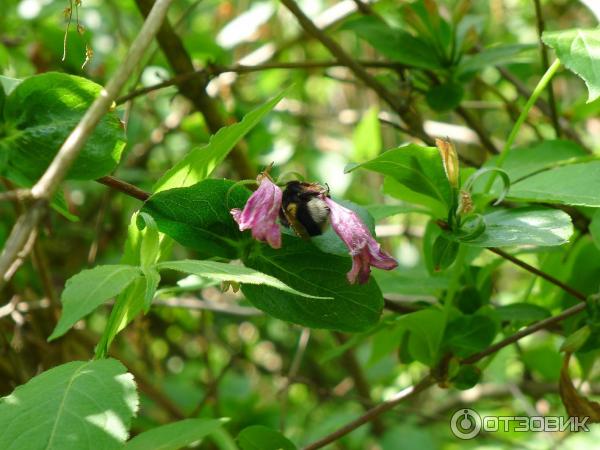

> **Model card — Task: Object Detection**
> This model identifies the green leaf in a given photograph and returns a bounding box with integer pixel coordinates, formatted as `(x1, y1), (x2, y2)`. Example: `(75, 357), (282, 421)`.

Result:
(383, 178), (447, 218)
(352, 106), (381, 162)
(444, 314), (497, 358)
(365, 203), (432, 221)
(142, 179), (251, 260)
(425, 81), (464, 112)
(451, 365), (481, 390)
(242, 236), (383, 332)
(432, 235), (459, 271)
(138, 212), (160, 268)
(342, 16), (441, 70)
(347, 144), (452, 217)
(49, 265), (142, 340)
(125, 418), (225, 450)
(458, 43), (536, 74)
(456, 207), (573, 247)
(142, 266), (161, 311)
(543, 29), (600, 102)
(153, 88), (288, 193)
(373, 269), (448, 296)
(157, 259), (331, 299)
(0, 72), (126, 182)
(495, 303), (551, 323)
(509, 160), (600, 206)
(237, 425), (297, 450)
(0, 359), (138, 450)
(397, 308), (446, 366)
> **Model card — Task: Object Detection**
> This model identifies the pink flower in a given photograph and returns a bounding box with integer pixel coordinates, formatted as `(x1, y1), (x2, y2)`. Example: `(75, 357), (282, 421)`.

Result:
(231, 173), (283, 249)
(324, 197), (398, 284)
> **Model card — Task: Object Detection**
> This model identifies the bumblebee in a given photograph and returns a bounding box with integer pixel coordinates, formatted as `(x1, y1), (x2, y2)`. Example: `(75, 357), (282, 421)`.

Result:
(280, 181), (330, 239)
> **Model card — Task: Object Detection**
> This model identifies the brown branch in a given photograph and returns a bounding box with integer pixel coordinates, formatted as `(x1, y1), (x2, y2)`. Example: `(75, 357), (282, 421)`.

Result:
(279, 0), (433, 145)
(302, 375), (435, 450)
(0, 0), (175, 290)
(462, 302), (586, 364)
(96, 176), (150, 201)
(134, 0), (255, 180)
(532, 0), (560, 137)
(116, 60), (405, 104)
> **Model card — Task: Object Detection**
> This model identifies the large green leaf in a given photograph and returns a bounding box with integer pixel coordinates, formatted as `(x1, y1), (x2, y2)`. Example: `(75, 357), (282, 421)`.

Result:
(142, 179), (251, 259)
(49, 265), (142, 340)
(242, 236), (383, 332)
(237, 425), (297, 450)
(509, 160), (600, 206)
(0, 72), (126, 182)
(153, 89), (288, 193)
(125, 419), (225, 450)
(347, 144), (452, 217)
(158, 260), (330, 299)
(457, 207), (573, 247)
(543, 29), (600, 102)
(342, 16), (441, 70)
(0, 359), (138, 450)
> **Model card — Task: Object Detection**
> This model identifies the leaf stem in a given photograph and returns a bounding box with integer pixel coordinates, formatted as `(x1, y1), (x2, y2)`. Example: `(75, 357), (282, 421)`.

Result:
(485, 58), (561, 193)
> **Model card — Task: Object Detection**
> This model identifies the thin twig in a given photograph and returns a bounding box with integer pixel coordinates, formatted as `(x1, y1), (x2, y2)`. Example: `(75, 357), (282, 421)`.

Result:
(0, 0), (175, 290)
(462, 302), (586, 364)
(532, 0), (561, 137)
(488, 247), (586, 301)
(96, 176), (150, 201)
(116, 60), (404, 104)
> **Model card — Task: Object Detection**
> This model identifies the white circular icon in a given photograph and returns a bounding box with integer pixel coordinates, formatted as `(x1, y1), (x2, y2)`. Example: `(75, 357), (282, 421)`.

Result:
(450, 408), (482, 440)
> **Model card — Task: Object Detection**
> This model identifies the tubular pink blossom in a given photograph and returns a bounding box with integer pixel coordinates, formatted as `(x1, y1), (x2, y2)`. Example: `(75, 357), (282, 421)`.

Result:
(324, 197), (398, 284)
(231, 174), (283, 249)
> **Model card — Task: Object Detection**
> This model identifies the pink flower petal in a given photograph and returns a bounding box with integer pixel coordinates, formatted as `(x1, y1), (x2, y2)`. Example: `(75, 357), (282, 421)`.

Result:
(231, 174), (283, 249)
(324, 197), (398, 284)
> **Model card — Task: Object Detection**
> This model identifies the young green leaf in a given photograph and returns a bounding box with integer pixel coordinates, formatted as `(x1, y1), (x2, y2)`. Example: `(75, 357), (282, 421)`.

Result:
(0, 359), (138, 450)
(142, 266), (161, 311)
(49, 265), (142, 340)
(0, 72), (126, 182)
(153, 88), (289, 193)
(157, 259), (331, 299)
(242, 236), (383, 332)
(237, 425), (297, 450)
(142, 179), (251, 260)
(125, 418), (226, 450)
(543, 29), (600, 102)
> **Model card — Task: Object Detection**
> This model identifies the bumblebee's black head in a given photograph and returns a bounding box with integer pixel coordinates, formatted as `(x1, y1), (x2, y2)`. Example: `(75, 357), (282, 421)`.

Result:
(280, 181), (330, 238)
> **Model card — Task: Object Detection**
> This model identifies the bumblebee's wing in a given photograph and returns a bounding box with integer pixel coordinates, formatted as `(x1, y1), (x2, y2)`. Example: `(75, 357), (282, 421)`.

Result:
(282, 203), (311, 240)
